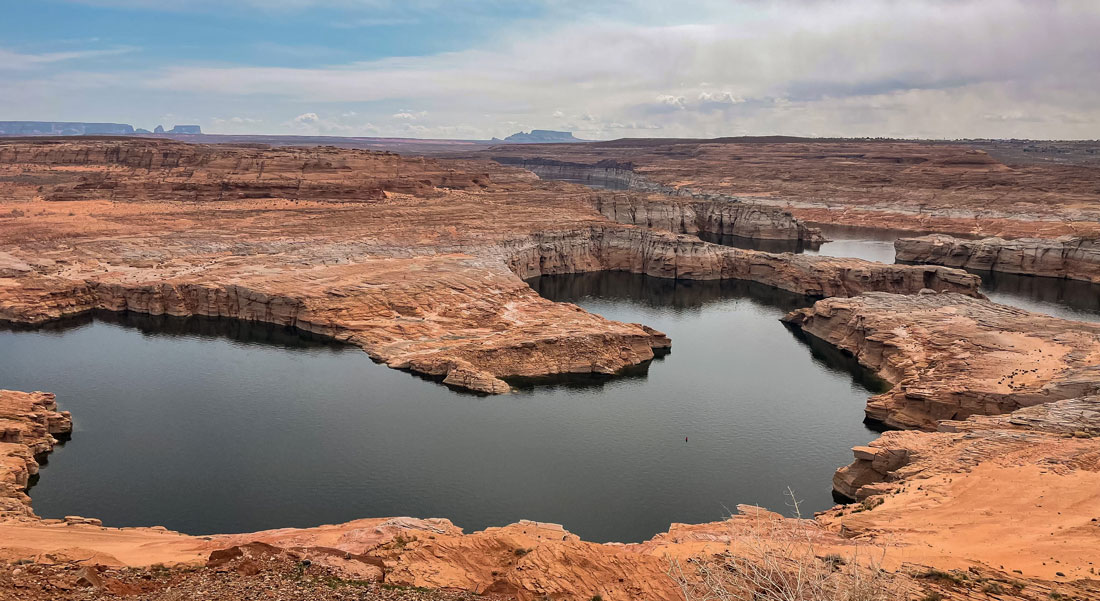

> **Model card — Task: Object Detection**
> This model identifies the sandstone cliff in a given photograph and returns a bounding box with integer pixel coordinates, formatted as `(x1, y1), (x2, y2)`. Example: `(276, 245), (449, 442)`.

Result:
(591, 193), (822, 242)
(0, 390), (71, 518)
(485, 141), (1100, 239)
(503, 227), (980, 298)
(896, 233), (1100, 282)
(783, 292), (1100, 430)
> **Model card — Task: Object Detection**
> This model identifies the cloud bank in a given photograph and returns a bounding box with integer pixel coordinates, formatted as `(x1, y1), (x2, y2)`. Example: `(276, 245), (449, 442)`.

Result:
(4, 0), (1099, 139)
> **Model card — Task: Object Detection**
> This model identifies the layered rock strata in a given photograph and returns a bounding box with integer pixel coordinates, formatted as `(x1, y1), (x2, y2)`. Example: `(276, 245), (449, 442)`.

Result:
(590, 193), (822, 242)
(0, 390), (71, 518)
(783, 292), (1100, 429)
(896, 233), (1100, 282)
(484, 140), (1100, 239)
(494, 157), (823, 242)
(0, 139), (980, 394)
(503, 227), (980, 297)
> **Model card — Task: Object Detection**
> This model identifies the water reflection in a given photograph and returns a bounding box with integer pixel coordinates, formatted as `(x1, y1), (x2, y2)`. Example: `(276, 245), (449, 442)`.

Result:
(696, 232), (819, 255)
(968, 270), (1100, 322)
(528, 270), (816, 313)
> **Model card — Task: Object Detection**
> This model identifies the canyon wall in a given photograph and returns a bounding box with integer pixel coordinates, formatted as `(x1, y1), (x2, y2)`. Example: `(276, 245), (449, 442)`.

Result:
(502, 227), (982, 299)
(494, 157), (822, 242)
(0, 390), (72, 518)
(591, 193), (822, 242)
(896, 233), (1100, 282)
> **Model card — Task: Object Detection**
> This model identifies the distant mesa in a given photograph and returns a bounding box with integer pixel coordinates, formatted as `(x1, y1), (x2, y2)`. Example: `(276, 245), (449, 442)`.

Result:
(0, 121), (134, 136)
(0, 121), (201, 136)
(494, 130), (586, 144)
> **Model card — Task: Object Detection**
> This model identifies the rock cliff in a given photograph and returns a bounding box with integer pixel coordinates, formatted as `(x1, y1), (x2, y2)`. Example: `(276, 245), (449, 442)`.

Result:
(896, 233), (1100, 282)
(504, 227), (980, 298)
(0, 390), (71, 518)
(591, 193), (822, 241)
(783, 292), (1100, 429)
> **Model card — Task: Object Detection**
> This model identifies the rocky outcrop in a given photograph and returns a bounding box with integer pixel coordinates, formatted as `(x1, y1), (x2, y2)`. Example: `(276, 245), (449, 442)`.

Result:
(495, 157), (824, 242)
(504, 227), (982, 298)
(0, 390), (72, 518)
(834, 397), (1100, 500)
(823, 397), (1100, 583)
(896, 233), (1100, 282)
(485, 140), (1100, 239)
(591, 193), (823, 241)
(783, 292), (1100, 430)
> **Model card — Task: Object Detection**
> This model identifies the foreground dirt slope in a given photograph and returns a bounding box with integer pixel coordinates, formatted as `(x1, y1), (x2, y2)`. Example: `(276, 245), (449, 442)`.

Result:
(484, 139), (1100, 239)
(0, 138), (979, 394)
(825, 397), (1100, 584)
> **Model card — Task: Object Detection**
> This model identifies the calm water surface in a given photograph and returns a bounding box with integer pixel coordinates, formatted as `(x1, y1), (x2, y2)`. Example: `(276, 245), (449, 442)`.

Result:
(2, 276), (884, 542)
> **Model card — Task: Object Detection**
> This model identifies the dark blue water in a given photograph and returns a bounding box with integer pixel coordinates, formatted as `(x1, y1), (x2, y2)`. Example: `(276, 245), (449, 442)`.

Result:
(1, 275), (885, 542)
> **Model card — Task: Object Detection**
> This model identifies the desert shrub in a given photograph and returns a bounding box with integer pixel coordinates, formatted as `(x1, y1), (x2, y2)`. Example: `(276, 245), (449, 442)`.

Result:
(667, 489), (899, 601)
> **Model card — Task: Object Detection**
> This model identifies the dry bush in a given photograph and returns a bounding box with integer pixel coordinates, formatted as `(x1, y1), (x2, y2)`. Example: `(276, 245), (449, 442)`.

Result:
(667, 489), (899, 601)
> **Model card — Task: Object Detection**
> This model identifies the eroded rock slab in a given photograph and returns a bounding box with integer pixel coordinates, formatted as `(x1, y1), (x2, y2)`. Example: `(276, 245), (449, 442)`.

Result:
(825, 397), (1100, 583)
(896, 233), (1100, 282)
(783, 292), (1100, 429)
(0, 391), (71, 518)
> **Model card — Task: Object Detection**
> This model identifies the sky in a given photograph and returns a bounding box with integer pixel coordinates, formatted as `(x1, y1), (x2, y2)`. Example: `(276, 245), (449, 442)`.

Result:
(2, 0), (1098, 140)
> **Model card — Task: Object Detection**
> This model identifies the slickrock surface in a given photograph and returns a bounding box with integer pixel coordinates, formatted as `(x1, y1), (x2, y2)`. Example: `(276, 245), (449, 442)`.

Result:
(897, 233), (1100, 282)
(0, 138), (980, 394)
(0, 391), (71, 519)
(484, 139), (1100, 239)
(825, 397), (1100, 584)
(783, 292), (1100, 430)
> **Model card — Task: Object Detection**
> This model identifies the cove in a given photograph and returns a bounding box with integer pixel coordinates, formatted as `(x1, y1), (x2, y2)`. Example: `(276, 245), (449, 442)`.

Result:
(1, 275), (884, 543)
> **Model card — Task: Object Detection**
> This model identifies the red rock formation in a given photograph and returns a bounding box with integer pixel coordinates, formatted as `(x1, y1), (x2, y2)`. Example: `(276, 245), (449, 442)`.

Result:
(484, 140), (1100, 239)
(896, 234), (1100, 282)
(0, 139), (981, 394)
(0, 391), (71, 518)
(783, 292), (1100, 429)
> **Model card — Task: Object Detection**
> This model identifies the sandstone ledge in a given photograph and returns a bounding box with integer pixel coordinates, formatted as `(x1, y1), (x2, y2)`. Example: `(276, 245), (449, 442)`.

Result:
(783, 292), (1100, 430)
(896, 233), (1100, 282)
(0, 390), (71, 519)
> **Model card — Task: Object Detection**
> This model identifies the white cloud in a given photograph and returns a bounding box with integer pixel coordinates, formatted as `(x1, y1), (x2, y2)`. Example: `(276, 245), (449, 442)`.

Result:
(10, 0), (1100, 138)
(0, 46), (136, 70)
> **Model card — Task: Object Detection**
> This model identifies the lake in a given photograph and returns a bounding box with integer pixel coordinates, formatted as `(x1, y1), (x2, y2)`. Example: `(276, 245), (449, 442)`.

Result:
(3, 275), (884, 542)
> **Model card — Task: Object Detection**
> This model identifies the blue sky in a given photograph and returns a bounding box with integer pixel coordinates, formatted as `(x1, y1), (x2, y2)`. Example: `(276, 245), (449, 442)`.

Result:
(2, 0), (1098, 139)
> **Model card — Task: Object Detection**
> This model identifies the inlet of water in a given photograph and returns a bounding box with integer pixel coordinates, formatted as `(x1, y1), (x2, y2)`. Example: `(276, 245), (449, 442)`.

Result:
(3, 276), (884, 542)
